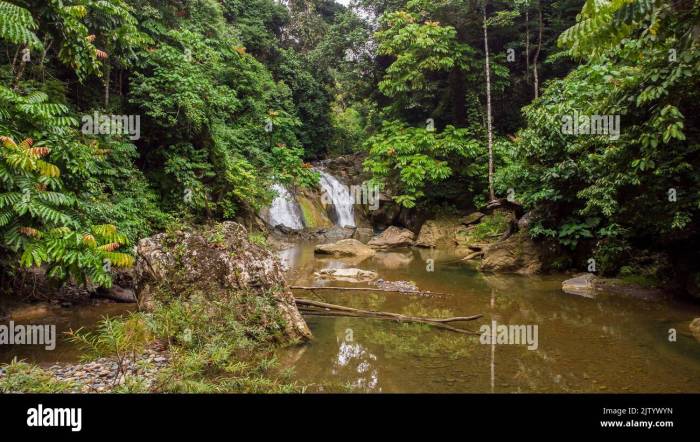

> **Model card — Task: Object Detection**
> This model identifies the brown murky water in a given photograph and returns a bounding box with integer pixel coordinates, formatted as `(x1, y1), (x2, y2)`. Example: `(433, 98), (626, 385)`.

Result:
(3, 241), (700, 392)
(0, 302), (134, 365)
(277, 242), (700, 393)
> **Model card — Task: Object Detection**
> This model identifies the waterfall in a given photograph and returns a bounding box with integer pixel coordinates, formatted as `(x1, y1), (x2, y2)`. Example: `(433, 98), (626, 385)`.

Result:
(265, 183), (304, 230)
(318, 170), (356, 228)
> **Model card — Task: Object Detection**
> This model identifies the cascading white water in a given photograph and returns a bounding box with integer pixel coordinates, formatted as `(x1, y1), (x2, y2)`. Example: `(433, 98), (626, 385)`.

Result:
(318, 170), (356, 228)
(266, 183), (304, 230)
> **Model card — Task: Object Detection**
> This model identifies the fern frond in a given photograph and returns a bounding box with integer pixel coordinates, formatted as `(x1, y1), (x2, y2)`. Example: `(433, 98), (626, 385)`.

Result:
(0, 191), (21, 208)
(35, 191), (73, 206)
(101, 251), (134, 268)
(0, 1), (42, 48)
(97, 242), (121, 252)
(0, 208), (13, 227)
(20, 241), (48, 267)
(0, 135), (17, 148)
(35, 160), (60, 177)
(28, 201), (74, 226)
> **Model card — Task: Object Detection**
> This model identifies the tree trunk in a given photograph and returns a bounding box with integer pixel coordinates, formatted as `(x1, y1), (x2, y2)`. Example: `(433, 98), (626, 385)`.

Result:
(104, 62), (111, 108)
(483, 3), (495, 202)
(525, 8), (530, 84)
(12, 44), (28, 90)
(533, 1), (543, 99)
(11, 46), (19, 75)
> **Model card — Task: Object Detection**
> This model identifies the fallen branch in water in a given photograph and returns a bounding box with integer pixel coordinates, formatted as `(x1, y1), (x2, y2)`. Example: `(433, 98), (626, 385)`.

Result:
(462, 251), (484, 261)
(295, 298), (482, 335)
(291, 285), (450, 296)
(299, 309), (480, 335)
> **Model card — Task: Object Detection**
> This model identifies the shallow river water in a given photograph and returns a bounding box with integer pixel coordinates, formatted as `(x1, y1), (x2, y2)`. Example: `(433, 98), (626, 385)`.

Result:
(276, 242), (700, 393)
(3, 241), (700, 393)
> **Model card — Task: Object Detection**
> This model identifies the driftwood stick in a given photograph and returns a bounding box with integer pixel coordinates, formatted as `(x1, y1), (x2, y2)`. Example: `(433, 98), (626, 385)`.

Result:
(296, 298), (482, 323)
(291, 285), (450, 296)
(462, 251), (484, 261)
(298, 308), (480, 335)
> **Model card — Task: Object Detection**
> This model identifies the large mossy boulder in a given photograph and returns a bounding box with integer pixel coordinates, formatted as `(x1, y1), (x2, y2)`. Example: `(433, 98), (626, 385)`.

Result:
(416, 218), (460, 248)
(478, 232), (544, 274)
(414, 215), (491, 248)
(314, 238), (376, 258)
(297, 190), (333, 229)
(134, 222), (311, 341)
(562, 273), (597, 297)
(460, 212), (485, 226)
(368, 226), (415, 249)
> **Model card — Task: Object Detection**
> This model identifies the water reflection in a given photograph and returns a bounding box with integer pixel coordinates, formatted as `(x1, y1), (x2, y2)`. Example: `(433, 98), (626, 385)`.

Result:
(278, 242), (700, 393)
(333, 341), (379, 390)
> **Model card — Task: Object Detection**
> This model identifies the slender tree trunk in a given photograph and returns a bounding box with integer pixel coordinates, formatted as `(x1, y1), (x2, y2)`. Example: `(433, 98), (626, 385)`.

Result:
(118, 69), (123, 98)
(12, 44), (28, 89)
(104, 62), (111, 108)
(11, 46), (19, 74)
(483, 3), (495, 202)
(533, 1), (543, 99)
(525, 8), (530, 84)
(40, 38), (52, 83)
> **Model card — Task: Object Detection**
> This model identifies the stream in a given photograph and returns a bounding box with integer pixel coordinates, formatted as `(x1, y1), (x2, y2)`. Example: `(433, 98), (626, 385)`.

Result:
(2, 240), (700, 392)
(276, 242), (700, 393)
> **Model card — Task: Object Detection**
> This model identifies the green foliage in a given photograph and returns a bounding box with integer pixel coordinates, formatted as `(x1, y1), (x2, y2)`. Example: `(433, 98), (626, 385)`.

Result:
(497, 0), (700, 271)
(376, 8), (474, 97)
(38, 224), (134, 287)
(469, 212), (510, 241)
(0, 135), (75, 249)
(67, 313), (152, 380)
(329, 103), (365, 154)
(558, 0), (658, 58)
(128, 16), (313, 216)
(0, 1), (41, 48)
(363, 120), (482, 208)
(0, 0), (697, 291)
(146, 290), (302, 392)
(0, 85), (77, 135)
(0, 359), (76, 393)
(248, 231), (267, 248)
(0, 134), (134, 287)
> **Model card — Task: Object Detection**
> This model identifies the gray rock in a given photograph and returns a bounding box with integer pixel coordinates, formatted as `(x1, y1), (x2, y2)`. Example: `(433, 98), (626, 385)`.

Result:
(314, 239), (376, 258)
(352, 227), (374, 243)
(479, 232), (544, 274)
(562, 273), (597, 298)
(460, 212), (486, 226)
(517, 211), (533, 231)
(314, 268), (379, 283)
(690, 318), (700, 343)
(135, 221), (311, 341)
(368, 226), (415, 249)
(373, 279), (418, 293)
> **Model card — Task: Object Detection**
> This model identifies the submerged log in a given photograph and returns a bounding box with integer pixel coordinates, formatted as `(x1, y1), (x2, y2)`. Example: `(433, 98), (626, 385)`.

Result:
(291, 285), (450, 296)
(294, 298), (482, 335)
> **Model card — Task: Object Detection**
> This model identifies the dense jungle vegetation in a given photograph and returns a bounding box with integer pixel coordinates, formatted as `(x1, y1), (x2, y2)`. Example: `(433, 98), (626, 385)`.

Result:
(0, 0), (698, 291)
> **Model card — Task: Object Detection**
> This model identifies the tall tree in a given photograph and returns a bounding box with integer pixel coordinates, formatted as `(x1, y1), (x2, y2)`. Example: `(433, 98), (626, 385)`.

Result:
(532, 0), (543, 99)
(482, 0), (495, 201)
